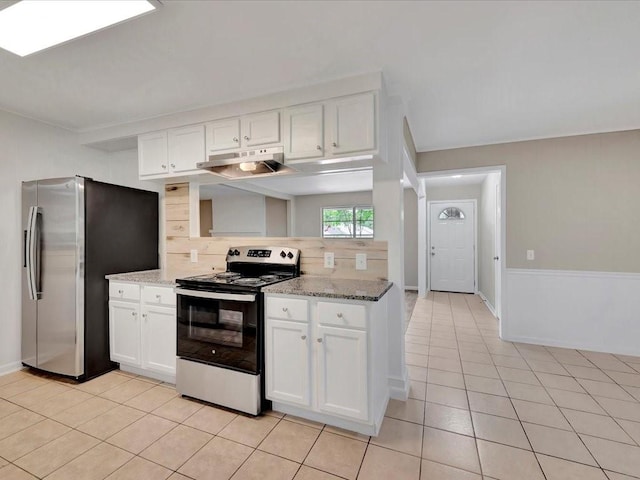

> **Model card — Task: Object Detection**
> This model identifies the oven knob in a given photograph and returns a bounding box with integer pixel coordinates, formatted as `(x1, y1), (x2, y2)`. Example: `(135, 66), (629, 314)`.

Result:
(280, 250), (286, 258)
(233, 249), (240, 256)
(287, 252), (294, 259)
(227, 249), (234, 256)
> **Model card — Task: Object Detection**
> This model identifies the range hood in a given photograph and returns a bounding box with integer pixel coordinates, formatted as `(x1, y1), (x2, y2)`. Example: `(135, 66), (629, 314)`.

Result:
(197, 146), (296, 179)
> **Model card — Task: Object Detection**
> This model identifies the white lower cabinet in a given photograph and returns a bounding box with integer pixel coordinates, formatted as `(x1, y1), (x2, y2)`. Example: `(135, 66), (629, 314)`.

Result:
(109, 300), (141, 365)
(265, 293), (388, 436)
(108, 281), (176, 383)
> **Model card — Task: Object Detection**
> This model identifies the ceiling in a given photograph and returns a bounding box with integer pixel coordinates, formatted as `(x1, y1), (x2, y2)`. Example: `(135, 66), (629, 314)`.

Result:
(1, 1), (639, 151)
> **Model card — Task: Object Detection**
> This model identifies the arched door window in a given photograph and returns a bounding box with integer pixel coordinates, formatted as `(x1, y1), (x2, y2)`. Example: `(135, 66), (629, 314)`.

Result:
(438, 207), (465, 220)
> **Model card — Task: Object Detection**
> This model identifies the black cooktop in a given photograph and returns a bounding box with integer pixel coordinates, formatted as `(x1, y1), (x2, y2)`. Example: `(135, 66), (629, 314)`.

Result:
(176, 272), (296, 291)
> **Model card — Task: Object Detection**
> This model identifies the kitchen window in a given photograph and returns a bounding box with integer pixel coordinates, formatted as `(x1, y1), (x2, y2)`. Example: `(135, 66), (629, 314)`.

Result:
(322, 206), (374, 239)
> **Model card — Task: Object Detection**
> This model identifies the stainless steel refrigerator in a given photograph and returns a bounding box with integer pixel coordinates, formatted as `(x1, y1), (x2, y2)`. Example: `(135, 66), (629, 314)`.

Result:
(22, 177), (159, 380)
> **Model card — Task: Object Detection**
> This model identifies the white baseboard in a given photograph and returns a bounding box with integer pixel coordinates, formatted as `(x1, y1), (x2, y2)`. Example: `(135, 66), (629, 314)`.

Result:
(388, 371), (410, 401)
(505, 268), (640, 357)
(0, 361), (23, 376)
(478, 291), (497, 317)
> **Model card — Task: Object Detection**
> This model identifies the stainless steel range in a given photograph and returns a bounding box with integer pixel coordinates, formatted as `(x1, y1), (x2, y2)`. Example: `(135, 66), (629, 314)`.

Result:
(175, 246), (300, 415)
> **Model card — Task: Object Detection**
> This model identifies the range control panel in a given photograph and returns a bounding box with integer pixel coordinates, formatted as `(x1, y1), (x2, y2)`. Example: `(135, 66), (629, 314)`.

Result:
(226, 246), (300, 265)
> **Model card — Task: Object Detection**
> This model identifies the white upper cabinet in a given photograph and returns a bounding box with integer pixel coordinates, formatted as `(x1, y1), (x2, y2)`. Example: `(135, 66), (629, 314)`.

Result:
(283, 104), (324, 160)
(206, 118), (240, 153)
(205, 111), (280, 154)
(139, 126), (204, 177)
(168, 125), (205, 173)
(241, 111), (281, 147)
(327, 92), (376, 155)
(138, 131), (168, 176)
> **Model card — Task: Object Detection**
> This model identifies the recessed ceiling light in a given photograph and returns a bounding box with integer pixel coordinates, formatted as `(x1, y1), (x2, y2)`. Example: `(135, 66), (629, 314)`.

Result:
(451, 175), (462, 179)
(0, 0), (156, 57)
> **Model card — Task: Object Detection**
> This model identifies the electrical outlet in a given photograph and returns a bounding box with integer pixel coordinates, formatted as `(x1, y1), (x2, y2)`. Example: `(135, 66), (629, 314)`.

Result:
(190, 249), (198, 263)
(356, 253), (367, 270)
(527, 250), (535, 261)
(324, 252), (335, 268)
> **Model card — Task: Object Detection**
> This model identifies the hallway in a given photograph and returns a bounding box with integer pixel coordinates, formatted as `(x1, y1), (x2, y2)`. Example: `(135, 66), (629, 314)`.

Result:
(392, 291), (640, 479)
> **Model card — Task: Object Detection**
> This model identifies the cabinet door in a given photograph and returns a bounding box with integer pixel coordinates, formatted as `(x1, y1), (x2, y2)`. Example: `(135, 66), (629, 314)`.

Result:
(138, 131), (168, 176)
(141, 305), (177, 376)
(283, 104), (324, 160)
(168, 125), (205, 173)
(316, 325), (368, 420)
(265, 319), (311, 407)
(109, 301), (141, 366)
(328, 92), (376, 155)
(206, 118), (241, 153)
(241, 111), (281, 147)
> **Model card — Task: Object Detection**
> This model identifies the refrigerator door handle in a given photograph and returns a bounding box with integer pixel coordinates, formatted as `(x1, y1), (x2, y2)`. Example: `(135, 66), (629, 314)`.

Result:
(26, 206), (42, 300)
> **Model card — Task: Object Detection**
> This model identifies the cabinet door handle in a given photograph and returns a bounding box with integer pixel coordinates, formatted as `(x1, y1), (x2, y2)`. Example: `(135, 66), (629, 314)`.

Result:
(244, 135), (250, 141)
(317, 338), (323, 343)
(282, 307), (288, 312)
(131, 311), (137, 317)
(118, 289), (123, 295)
(316, 145), (322, 150)
(337, 312), (343, 318)
(161, 164), (167, 169)
(170, 163), (176, 168)
(156, 294), (161, 299)
(233, 137), (239, 142)
(142, 313), (147, 319)
(332, 142), (338, 147)
(301, 335), (307, 340)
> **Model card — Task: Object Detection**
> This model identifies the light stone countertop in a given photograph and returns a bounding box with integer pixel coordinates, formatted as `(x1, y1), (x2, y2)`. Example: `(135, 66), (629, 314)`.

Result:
(262, 276), (392, 301)
(105, 269), (179, 286)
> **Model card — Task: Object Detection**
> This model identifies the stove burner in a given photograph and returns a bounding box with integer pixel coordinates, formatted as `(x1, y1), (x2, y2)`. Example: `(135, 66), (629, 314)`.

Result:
(259, 275), (280, 282)
(215, 272), (242, 279)
(232, 277), (263, 285)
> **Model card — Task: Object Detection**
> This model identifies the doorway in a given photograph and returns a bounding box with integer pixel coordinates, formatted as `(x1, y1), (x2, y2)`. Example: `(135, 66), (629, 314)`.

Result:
(428, 200), (476, 293)
(417, 166), (505, 323)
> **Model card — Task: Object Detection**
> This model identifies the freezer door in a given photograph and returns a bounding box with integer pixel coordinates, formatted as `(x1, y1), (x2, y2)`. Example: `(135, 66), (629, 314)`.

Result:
(21, 181), (38, 368)
(35, 177), (84, 377)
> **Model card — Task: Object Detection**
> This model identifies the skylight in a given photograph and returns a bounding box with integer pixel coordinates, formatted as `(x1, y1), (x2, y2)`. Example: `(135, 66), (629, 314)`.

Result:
(0, 0), (156, 57)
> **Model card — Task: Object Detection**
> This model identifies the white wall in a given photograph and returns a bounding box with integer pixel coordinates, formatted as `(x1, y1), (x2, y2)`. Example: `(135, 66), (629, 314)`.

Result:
(292, 191), (373, 237)
(0, 109), (158, 374)
(478, 173), (500, 308)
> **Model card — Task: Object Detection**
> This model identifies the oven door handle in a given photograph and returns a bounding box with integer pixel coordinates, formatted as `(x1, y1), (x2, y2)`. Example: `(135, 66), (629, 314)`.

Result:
(175, 288), (257, 302)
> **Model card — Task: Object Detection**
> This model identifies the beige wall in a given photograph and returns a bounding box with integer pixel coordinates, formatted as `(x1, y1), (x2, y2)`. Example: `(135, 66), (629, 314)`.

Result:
(418, 130), (640, 272)
(265, 197), (288, 237)
(404, 188), (418, 288)
(426, 184), (481, 202)
(199, 200), (213, 236)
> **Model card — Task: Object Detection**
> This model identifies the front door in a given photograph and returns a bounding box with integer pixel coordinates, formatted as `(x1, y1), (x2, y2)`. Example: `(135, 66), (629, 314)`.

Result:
(430, 201), (475, 293)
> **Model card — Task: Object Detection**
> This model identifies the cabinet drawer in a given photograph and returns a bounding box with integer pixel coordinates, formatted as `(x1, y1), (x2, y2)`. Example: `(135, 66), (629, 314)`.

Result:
(109, 282), (140, 301)
(318, 302), (366, 329)
(267, 296), (308, 322)
(142, 286), (176, 307)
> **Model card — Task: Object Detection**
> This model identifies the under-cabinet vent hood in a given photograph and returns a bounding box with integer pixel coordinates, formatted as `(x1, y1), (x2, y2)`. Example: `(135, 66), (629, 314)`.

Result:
(197, 146), (296, 179)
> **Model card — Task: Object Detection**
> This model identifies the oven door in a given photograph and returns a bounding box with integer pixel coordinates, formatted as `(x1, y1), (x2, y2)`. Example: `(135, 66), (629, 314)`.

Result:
(176, 288), (259, 374)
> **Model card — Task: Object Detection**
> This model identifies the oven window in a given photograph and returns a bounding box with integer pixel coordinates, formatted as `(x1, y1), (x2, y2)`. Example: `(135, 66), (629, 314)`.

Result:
(187, 301), (249, 347)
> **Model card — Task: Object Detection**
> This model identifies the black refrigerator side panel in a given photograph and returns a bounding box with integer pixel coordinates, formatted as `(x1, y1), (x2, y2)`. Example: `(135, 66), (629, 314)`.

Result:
(84, 180), (159, 379)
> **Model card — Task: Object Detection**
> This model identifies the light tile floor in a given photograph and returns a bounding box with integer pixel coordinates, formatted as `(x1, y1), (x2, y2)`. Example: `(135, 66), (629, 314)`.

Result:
(2, 292), (640, 479)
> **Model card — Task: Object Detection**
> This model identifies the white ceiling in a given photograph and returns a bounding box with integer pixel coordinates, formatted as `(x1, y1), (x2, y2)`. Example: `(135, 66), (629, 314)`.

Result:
(1, 1), (639, 151)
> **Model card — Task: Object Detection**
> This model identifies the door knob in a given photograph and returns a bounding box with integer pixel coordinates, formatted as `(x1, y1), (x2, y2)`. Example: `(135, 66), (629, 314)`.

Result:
(431, 252), (435, 256)
(493, 256), (499, 260)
